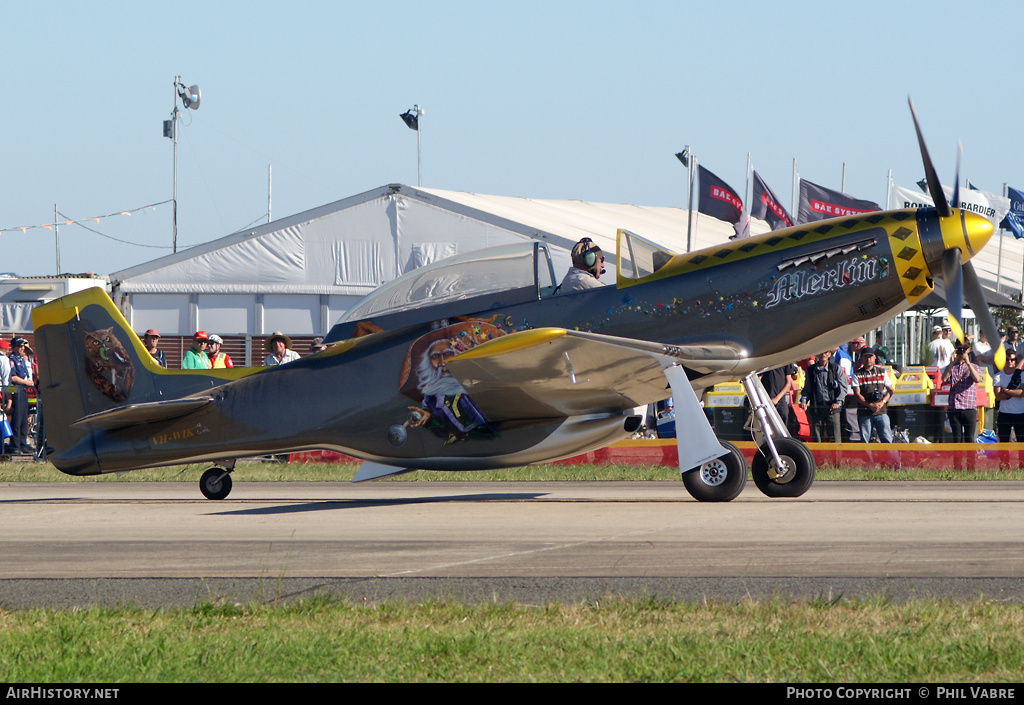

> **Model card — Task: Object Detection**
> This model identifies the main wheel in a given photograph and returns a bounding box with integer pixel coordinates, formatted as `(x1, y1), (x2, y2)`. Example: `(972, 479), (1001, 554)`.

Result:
(682, 440), (747, 502)
(200, 467), (233, 500)
(751, 438), (815, 498)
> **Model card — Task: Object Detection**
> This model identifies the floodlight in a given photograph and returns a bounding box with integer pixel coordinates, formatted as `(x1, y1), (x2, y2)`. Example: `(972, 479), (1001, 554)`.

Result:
(400, 104), (425, 186)
(181, 84), (201, 110)
(165, 75), (202, 253)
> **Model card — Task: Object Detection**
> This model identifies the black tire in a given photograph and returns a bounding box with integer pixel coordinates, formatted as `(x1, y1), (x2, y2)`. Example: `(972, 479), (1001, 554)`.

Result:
(200, 467), (232, 500)
(682, 440), (747, 502)
(751, 438), (815, 498)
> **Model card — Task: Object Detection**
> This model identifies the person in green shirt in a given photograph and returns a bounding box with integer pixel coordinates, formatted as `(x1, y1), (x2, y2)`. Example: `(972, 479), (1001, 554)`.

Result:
(182, 331), (211, 369)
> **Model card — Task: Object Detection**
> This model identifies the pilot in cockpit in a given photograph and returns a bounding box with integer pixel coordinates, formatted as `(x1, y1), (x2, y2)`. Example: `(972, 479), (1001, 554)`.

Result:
(558, 237), (606, 293)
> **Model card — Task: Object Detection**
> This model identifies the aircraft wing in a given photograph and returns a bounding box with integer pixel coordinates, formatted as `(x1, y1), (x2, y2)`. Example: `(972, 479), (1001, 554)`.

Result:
(71, 397), (216, 432)
(444, 327), (745, 421)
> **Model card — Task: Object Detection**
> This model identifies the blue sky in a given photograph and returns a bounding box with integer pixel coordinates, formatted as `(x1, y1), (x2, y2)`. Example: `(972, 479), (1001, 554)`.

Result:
(3, 1), (1022, 276)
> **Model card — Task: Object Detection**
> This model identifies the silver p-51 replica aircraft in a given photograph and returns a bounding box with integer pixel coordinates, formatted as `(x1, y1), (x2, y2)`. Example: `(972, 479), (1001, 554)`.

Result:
(31, 101), (1001, 501)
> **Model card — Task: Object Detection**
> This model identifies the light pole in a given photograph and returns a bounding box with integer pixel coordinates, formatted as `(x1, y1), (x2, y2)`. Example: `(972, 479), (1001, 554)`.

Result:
(163, 75), (201, 253)
(400, 104), (424, 187)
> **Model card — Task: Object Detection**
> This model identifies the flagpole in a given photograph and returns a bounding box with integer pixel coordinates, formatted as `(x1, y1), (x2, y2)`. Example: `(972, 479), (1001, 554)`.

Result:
(746, 153), (751, 234)
(687, 157), (696, 253)
(791, 159), (798, 216)
(744, 153), (751, 213)
(998, 182), (1007, 295)
(54, 204), (60, 275)
(886, 170), (892, 209)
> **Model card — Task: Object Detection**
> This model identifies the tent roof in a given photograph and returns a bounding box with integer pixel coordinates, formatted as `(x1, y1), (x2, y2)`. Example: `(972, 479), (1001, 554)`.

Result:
(109, 184), (768, 294)
(108, 182), (1024, 300)
(412, 186), (770, 255)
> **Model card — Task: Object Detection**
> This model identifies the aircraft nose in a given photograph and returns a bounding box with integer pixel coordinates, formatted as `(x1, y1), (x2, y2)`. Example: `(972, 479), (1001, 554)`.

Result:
(940, 209), (994, 261)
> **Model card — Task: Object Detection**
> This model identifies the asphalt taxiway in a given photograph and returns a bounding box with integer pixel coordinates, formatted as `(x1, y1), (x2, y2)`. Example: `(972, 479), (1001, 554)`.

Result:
(2, 480), (1023, 607)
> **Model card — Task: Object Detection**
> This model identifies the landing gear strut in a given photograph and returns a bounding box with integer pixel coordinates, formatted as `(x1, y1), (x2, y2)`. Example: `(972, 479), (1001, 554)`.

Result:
(199, 460), (236, 500)
(741, 372), (815, 498)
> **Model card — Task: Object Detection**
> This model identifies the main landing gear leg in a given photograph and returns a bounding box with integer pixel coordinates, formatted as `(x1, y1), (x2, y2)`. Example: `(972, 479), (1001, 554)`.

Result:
(662, 365), (746, 502)
(200, 459), (236, 500)
(741, 372), (815, 498)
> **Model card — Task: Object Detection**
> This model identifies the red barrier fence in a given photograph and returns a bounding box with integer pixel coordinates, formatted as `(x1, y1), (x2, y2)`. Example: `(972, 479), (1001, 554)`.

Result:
(288, 440), (1024, 471)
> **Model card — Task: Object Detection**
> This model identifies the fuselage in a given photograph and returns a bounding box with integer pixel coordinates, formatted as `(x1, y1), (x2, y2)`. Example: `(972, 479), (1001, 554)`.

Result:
(34, 206), (994, 475)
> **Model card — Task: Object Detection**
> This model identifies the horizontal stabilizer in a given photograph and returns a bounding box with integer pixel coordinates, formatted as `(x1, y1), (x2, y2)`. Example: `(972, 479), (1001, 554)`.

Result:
(445, 327), (724, 420)
(72, 397), (215, 432)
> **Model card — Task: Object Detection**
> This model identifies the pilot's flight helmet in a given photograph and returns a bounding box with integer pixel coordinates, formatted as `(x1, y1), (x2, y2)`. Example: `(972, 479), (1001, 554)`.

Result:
(571, 237), (603, 276)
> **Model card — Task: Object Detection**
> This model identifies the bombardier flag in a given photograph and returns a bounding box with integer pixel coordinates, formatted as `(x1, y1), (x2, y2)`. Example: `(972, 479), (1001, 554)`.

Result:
(891, 183), (1010, 234)
(797, 179), (880, 224)
(750, 171), (793, 230)
(697, 165), (743, 225)
(890, 183), (933, 210)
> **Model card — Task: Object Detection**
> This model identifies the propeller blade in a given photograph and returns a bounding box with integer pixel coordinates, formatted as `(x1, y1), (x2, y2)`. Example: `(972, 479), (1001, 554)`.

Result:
(963, 261), (1007, 371)
(942, 248), (964, 343)
(908, 97), (952, 217)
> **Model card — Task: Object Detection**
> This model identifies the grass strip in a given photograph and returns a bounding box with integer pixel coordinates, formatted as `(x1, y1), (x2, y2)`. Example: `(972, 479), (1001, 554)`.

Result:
(1, 597), (1023, 682)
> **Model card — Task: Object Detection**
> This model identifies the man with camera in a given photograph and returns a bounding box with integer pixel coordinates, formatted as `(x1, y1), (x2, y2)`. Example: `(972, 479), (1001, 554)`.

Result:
(942, 341), (983, 443)
(851, 347), (894, 443)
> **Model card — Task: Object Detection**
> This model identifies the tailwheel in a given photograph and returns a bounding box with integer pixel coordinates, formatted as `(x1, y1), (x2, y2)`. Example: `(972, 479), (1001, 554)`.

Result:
(200, 467), (233, 500)
(751, 438), (815, 498)
(682, 440), (747, 502)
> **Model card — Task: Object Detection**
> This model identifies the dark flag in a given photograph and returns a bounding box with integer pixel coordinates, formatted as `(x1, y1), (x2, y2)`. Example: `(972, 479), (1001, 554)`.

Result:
(797, 179), (880, 224)
(750, 171), (793, 230)
(697, 165), (743, 225)
(1001, 186), (1024, 239)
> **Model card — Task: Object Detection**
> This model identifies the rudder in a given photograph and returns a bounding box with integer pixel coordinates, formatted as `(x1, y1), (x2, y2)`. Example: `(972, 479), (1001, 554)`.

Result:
(31, 288), (241, 474)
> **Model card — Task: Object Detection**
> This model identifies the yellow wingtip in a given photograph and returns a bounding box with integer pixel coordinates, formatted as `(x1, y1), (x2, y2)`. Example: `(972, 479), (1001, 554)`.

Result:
(454, 328), (567, 361)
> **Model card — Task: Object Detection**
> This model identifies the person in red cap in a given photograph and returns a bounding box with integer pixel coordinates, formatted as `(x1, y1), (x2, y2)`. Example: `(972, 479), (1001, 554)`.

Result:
(141, 329), (166, 367)
(182, 331), (211, 369)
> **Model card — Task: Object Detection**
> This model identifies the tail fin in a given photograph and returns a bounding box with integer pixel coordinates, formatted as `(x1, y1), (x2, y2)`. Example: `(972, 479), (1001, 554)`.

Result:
(31, 288), (247, 474)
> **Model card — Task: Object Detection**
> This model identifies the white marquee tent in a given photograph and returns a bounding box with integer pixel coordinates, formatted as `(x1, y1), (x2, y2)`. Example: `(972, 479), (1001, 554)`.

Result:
(109, 183), (766, 337)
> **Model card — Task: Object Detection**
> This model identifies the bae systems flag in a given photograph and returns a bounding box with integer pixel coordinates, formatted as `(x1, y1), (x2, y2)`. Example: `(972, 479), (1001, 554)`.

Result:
(1000, 186), (1024, 239)
(697, 165), (743, 225)
(750, 171), (793, 230)
(797, 179), (880, 224)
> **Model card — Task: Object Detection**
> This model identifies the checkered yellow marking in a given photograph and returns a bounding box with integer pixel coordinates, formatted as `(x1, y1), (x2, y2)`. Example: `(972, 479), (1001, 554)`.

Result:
(884, 217), (932, 305)
(617, 209), (932, 306)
